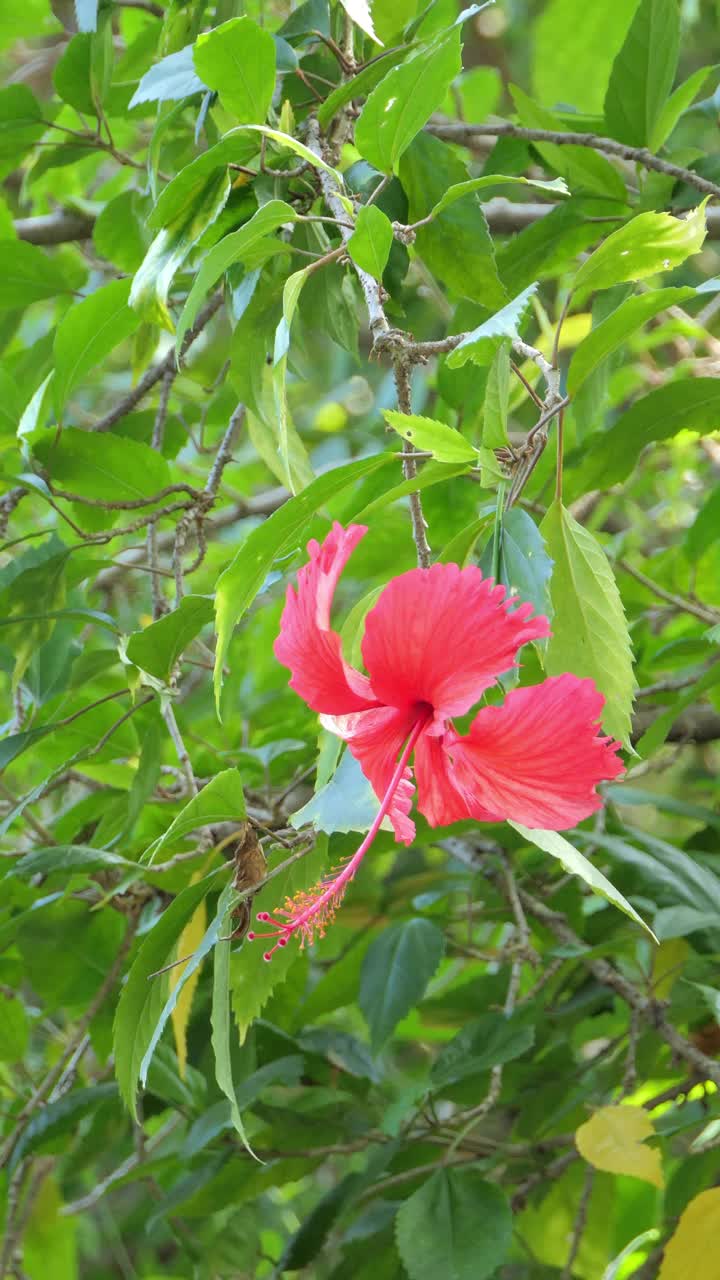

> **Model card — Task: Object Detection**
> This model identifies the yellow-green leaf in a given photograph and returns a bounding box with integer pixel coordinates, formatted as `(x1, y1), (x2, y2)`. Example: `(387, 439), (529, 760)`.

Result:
(659, 1189), (720, 1279)
(381, 410), (477, 463)
(540, 501), (635, 746)
(573, 203), (707, 296)
(170, 882), (207, 1079)
(576, 1105), (664, 1188)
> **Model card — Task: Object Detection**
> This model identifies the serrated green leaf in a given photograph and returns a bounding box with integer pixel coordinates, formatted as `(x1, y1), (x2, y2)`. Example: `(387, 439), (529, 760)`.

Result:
(360, 919), (445, 1052)
(356, 31), (461, 173)
(230, 837), (328, 1043)
(213, 453), (392, 713)
(510, 822), (656, 939)
(337, 0), (381, 43)
(112, 867), (226, 1118)
(125, 596), (214, 683)
(381, 410), (476, 463)
(604, 0), (679, 148)
(143, 770), (246, 866)
(446, 282), (538, 369)
(32, 427), (171, 505)
(193, 18), (276, 125)
(10, 845), (135, 878)
(540, 501), (635, 745)
(347, 205), (393, 281)
(53, 279), (141, 417)
(432, 1012), (534, 1088)
(573, 204), (706, 296)
(396, 1169), (512, 1280)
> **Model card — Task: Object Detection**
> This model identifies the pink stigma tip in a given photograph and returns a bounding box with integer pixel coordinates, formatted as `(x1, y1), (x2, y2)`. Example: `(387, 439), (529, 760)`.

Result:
(247, 931), (256, 941)
(263, 951), (273, 962)
(256, 911), (270, 922)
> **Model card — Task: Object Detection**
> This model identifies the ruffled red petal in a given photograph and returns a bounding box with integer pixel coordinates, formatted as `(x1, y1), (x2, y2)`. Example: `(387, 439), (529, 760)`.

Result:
(361, 563), (550, 723)
(274, 523), (379, 716)
(418, 674), (623, 831)
(320, 705), (418, 844)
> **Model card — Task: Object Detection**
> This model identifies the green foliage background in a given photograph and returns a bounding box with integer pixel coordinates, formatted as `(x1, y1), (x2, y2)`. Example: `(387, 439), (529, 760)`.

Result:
(1, 0), (720, 1276)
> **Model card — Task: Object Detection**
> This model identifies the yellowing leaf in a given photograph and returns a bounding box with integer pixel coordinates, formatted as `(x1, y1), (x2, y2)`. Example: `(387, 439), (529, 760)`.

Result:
(170, 882), (207, 1079)
(659, 1189), (720, 1280)
(650, 938), (689, 1001)
(575, 1105), (664, 1188)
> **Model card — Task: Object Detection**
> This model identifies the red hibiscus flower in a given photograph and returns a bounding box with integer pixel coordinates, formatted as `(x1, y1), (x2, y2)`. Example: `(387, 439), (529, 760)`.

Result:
(249, 522), (623, 959)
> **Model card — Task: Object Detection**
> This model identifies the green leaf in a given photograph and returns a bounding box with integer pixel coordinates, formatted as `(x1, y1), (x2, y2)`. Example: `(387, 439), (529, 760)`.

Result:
(291, 750), (385, 835)
(129, 45), (206, 109)
(32, 427), (171, 505)
(148, 136), (258, 231)
(53, 34), (95, 115)
(497, 508), (554, 624)
(686, 484), (720, 560)
(211, 885), (254, 1155)
(273, 267), (310, 494)
(10, 845), (135, 878)
(93, 191), (147, 273)
(396, 1169), (512, 1280)
(356, 31), (462, 174)
(432, 1013), (534, 1089)
(567, 286), (697, 395)
(227, 124), (343, 185)
(446, 283), (538, 369)
(398, 133), (507, 309)
(125, 596), (214, 684)
(130, 168), (230, 329)
(143, 770), (247, 866)
(429, 173), (568, 221)
(193, 18), (276, 125)
(604, 0), (679, 148)
(650, 64), (715, 150)
(482, 344), (510, 450)
(53, 279), (141, 418)
(540, 501), (635, 746)
(230, 837), (328, 1042)
(347, 205), (394, 281)
(318, 46), (407, 127)
(337, 0), (380, 43)
(7, 1084), (117, 1173)
(636, 664), (720, 759)
(532, 0), (638, 115)
(510, 822), (656, 940)
(0, 85), (44, 179)
(510, 86), (628, 202)
(112, 867), (226, 1118)
(0, 240), (84, 310)
(571, 378), (720, 493)
(573, 204), (706, 296)
(175, 200), (296, 357)
(381, 410), (476, 463)
(213, 453), (392, 713)
(359, 919), (445, 1052)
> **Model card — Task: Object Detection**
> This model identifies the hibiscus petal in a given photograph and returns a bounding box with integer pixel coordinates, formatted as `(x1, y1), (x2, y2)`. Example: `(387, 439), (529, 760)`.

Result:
(274, 523), (379, 715)
(415, 728), (502, 828)
(361, 563), (550, 721)
(321, 705), (417, 844)
(424, 674), (624, 831)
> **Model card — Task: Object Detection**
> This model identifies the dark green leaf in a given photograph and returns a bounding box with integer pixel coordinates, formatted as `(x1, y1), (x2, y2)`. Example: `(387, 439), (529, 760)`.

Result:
(396, 1169), (512, 1280)
(211, 885), (254, 1154)
(125, 596), (214, 683)
(0, 240), (84, 310)
(10, 845), (135, 878)
(604, 0), (680, 148)
(143, 770), (246, 866)
(360, 919), (445, 1052)
(32, 427), (171, 505)
(0, 85), (44, 179)
(432, 1013), (535, 1088)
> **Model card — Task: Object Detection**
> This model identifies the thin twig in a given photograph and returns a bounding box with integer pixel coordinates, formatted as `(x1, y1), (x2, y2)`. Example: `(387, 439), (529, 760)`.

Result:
(560, 1167), (595, 1280)
(618, 559), (720, 625)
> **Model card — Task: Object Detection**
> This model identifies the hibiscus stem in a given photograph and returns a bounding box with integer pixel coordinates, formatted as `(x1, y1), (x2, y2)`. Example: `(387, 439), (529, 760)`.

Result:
(249, 715), (429, 959)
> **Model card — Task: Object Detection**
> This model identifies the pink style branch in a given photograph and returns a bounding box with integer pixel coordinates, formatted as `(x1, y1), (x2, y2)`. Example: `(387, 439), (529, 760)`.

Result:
(248, 523), (624, 959)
